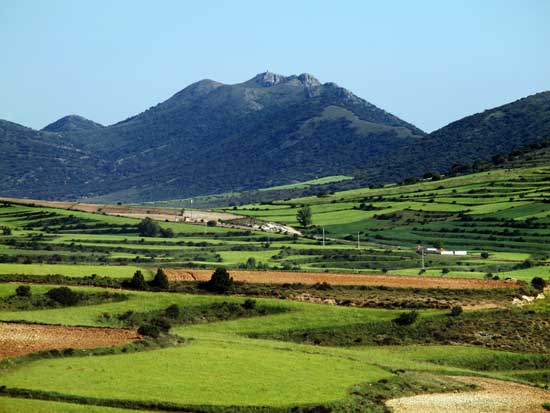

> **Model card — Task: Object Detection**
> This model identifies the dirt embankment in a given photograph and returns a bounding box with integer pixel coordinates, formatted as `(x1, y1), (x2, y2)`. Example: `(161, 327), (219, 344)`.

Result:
(163, 268), (520, 290)
(387, 376), (550, 413)
(0, 322), (140, 360)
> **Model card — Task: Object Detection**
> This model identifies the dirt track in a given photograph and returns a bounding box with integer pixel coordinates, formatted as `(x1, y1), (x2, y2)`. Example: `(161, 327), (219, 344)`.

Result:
(163, 268), (520, 289)
(0, 322), (140, 359)
(387, 376), (550, 413)
(0, 197), (240, 224)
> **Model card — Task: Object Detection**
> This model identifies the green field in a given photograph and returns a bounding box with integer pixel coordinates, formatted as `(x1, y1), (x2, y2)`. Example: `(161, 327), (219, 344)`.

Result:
(1, 162), (550, 412)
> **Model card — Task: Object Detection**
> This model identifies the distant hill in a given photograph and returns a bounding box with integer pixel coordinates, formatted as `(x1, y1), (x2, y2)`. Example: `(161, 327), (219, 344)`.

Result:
(420, 91), (550, 171)
(0, 73), (548, 202)
(0, 120), (106, 199)
(42, 115), (104, 133)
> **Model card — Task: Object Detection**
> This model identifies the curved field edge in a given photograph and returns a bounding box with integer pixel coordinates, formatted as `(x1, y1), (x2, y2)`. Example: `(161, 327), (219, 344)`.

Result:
(0, 372), (473, 413)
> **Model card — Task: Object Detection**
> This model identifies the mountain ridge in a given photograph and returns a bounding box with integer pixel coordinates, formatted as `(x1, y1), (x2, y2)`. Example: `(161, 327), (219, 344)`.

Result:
(1, 73), (548, 202)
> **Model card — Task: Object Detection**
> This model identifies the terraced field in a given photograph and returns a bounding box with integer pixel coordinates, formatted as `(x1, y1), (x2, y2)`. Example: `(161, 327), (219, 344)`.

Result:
(0, 163), (549, 412)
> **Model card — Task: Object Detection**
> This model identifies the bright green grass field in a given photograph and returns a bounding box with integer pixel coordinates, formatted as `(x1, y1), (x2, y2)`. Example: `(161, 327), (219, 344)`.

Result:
(0, 340), (390, 407)
(0, 264), (150, 279)
(0, 398), (145, 413)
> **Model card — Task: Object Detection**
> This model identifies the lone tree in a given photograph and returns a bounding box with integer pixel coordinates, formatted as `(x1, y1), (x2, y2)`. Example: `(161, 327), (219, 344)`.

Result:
(137, 217), (160, 237)
(149, 268), (169, 290)
(296, 206), (312, 227)
(204, 268), (234, 293)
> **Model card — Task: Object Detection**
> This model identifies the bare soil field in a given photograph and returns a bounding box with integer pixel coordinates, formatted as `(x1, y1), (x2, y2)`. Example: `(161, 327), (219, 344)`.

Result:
(387, 376), (550, 413)
(0, 322), (140, 359)
(0, 197), (240, 224)
(163, 268), (520, 289)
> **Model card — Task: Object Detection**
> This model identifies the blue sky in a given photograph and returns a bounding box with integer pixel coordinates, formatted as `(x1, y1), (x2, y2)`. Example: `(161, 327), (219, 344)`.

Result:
(0, 0), (548, 132)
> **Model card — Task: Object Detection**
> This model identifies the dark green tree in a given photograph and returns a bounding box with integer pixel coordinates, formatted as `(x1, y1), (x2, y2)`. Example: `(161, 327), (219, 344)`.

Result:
(296, 206), (312, 227)
(129, 270), (148, 290)
(149, 268), (169, 289)
(137, 217), (160, 237)
(204, 268), (233, 293)
(15, 285), (31, 298)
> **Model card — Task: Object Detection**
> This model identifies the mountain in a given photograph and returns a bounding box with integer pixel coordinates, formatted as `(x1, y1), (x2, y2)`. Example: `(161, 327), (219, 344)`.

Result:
(420, 91), (550, 171)
(0, 72), (425, 201)
(0, 120), (107, 199)
(42, 115), (104, 133)
(0, 73), (548, 202)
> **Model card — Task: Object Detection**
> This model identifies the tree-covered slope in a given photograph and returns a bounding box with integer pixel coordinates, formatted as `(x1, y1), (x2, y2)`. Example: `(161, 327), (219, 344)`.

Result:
(0, 120), (107, 199)
(1, 73), (548, 202)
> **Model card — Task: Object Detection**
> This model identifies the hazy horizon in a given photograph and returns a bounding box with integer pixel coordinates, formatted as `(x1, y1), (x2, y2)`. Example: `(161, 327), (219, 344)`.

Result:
(1, 0), (549, 132)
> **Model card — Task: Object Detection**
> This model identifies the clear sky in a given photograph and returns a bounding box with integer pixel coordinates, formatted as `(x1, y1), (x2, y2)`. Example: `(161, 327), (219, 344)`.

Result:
(1, 0), (549, 132)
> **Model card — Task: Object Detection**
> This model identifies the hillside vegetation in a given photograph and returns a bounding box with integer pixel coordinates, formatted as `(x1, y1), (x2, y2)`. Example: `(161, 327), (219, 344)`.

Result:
(1, 73), (548, 203)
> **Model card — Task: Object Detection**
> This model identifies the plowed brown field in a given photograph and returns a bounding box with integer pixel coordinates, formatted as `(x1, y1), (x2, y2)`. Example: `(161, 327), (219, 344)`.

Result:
(0, 322), (140, 359)
(163, 268), (520, 289)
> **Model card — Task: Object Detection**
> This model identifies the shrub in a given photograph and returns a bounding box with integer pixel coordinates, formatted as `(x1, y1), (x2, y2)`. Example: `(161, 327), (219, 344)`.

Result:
(207, 220), (218, 227)
(242, 299), (256, 310)
(47, 287), (79, 306)
(149, 268), (169, 290)
(1, 226), (11, 235)
(128, 270), (148, 290)
(137, 217), (160, 237)
(202, 268), (234, 293)
(531, 277), (548, 292)
(160, 227), (174, 238)
(480, 252), (490, 259)
(441, 268), (450, 275)
(164, 304), (180, 319)
(450, 306), (463, 317)
(393, 310), (419, 326)
(15, 285), (31, 298)
(137, 324), (160, 338)
(152, 317), (172, 333)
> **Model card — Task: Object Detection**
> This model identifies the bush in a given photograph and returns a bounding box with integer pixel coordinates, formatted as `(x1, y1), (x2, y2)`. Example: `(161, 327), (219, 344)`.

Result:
(46, 287), (79, 306)
(15, 285), (31, 298)
(531, 277), (547, 292)
(441, 268), (450, 275)
(393, 310), (419, 326)
(152, 317), (172, 333)
(160, 227), (174, 238)
(202, 268), (233, 293)
(480, 252), (490, 259)
(137, 324), (160, 338)
(149, 268), (169, 290)
(128, 270), (148, 290)
(164, 304), (180, 319)
(450, 306), (463, 317)
(242, 299), (256, 310)
(137, 217), (160, 237)
(207, 220), (218, 227)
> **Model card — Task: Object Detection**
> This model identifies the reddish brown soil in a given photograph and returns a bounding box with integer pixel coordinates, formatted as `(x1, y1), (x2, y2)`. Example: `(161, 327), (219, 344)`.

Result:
(0, 322), (140, 359)
(163, 268), (520, 289)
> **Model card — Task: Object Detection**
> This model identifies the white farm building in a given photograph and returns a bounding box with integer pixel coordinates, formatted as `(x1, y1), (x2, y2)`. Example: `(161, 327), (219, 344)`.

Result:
(416, 246), (467, 256)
